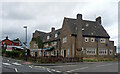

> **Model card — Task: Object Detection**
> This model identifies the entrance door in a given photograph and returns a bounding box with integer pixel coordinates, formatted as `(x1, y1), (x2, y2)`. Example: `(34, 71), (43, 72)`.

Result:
(64, 50), (66, 57)
(35, 52), (38, 57)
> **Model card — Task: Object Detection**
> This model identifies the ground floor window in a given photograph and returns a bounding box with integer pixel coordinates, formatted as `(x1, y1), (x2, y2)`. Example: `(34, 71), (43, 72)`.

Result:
(109, 50), (113, 55)
(99, 49), (107, 55)
(39, 51), (41, 56)
(51, 51), (54, 55)
(31, 52), (33, 56)
(67, 48), (69, 56)
(86, 49), (96, 55)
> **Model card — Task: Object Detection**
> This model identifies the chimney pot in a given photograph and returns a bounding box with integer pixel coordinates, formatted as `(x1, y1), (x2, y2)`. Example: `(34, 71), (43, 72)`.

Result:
(51, 27), (55, 32)
(6, 36), (8, 39)
(96, 16), (101, 24)
(77, 14), (82, 20)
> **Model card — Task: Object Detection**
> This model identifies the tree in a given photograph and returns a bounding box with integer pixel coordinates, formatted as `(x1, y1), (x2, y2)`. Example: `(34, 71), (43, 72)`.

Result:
(36, 36), (43, 49)
(32, 36), (43, 49)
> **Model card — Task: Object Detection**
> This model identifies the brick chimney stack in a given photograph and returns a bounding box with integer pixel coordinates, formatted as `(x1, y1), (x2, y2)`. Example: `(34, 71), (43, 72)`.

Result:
(77, 14), (82, 20)
(6, 36), (8, 40)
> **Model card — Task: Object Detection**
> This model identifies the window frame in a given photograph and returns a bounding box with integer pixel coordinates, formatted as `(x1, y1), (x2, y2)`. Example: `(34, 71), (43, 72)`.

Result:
(85, 37), (89, 42)
(86, 49), (96, 55)
(55, 33), (58, 38)
(100, 38), (106, 43)
(109, 50), (113, 55)
(98, 49), (108, 55)
(47, 36), (50, 40)
(63, 36), (67, 43)
(91, 38), (95, 42)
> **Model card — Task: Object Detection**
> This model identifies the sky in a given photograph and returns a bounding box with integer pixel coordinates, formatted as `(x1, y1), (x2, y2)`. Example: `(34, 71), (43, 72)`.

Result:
(0, 0), (119, 53)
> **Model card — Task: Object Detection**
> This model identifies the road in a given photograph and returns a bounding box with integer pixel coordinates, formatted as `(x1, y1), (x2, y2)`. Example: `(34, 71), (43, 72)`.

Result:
(1, 56), (119, 74)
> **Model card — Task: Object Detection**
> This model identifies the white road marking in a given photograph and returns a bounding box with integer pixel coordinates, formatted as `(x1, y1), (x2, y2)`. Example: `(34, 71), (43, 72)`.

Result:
(47, 68), (52, 73)
(12, 62), (21, 66)
(96, 64), (112, 67)
(66, 67), (88, 73)
(56, 70), (62, 73)
(3, 63), (11, 66)
(29, 66), (32, 68)
(51, 69), (56, 71)
(15, 68), (18, 72)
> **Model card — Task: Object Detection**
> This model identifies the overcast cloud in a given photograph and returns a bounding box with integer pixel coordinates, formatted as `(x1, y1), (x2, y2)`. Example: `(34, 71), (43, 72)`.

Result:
(1, 1), (119, 52)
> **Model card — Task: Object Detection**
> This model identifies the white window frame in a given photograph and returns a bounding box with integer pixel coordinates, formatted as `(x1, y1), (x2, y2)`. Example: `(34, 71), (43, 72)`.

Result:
(39, 51), (41, 56)
(91, 38), (95, 42)
(99, 49), (107, 55)
(68, 48), (69, 56)
(55, 34), (58, 38)
(85, 37), (89, 42)
(47, 36), (50, 40)
(100, 38), (106, 43)
(86, 49), (96, 55)
(63, 37), (67, 43)
(34, 43), (37, 48)
(31, 52), (34, 56)
(51, 51), (54, 55)
(109, 50), (113, 55)
(52, 41), (57, 46)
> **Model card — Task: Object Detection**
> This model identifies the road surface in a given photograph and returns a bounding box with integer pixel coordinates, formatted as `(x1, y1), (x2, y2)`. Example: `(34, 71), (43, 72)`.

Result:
(1, 56), (119, 74)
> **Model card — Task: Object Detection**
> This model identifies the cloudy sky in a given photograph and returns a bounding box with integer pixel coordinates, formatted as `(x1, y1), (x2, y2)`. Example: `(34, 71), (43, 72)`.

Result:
(0, 0), (119, 53)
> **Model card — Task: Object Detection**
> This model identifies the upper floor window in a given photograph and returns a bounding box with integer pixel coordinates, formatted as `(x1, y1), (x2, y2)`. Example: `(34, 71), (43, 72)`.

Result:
(47, 36), (50, 40)
(55, 34), (58, 38)
(91, 38), (95, 42)
(34, 43), (38, 48)
(85, 37), (89, 42)
(63, 37), (67, 43)
(100, 38), (106, 43)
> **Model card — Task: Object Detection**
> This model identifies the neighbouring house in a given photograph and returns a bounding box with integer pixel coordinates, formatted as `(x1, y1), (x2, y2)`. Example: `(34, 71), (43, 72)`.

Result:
(30, 14), (116, 58)
(0, 36), (26, 52)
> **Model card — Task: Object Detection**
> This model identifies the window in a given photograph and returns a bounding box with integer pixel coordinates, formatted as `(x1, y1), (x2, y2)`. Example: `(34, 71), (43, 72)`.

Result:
(91, 38), (95, 42)
(68, 48), (69, 56)
(99, 49), (107, 55)
(85, 37), (89, 42)
(52, 41), (57, 46)
(63, 37), (67, 43)
(47, 36), (50, 40)
(55, 34), (58, 38)
(100, 38), (106, 43)
(109, 50), (113, 55)
(47, 52), (49, 56)
(34, 43), (38, 48)
(51, 51), (54, 55)
(31, 52), (33, 56)
(86, 49), (96, 55)
(39, 51), (41, 56)
(61, 50), (63, 56)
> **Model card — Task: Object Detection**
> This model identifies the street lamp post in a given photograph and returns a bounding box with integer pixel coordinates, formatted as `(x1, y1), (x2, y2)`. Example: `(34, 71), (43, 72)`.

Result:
(24, 26), (27, 61)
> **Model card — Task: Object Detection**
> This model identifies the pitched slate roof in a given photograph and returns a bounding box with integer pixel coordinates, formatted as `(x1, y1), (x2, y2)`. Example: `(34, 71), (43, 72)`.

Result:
(65, 18), (110, 38)
(34, 29), (61, 43)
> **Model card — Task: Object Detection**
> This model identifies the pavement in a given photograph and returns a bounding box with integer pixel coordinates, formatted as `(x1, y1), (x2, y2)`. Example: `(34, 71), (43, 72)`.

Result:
(1, 56), (119, 74)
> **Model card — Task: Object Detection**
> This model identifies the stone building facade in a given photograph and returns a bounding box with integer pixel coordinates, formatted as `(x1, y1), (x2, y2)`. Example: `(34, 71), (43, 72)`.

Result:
(30, 14), (116, 58)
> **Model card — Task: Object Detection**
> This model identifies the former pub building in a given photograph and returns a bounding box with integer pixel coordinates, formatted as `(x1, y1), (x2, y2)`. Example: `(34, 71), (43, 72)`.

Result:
(30, 14), (116, 58)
